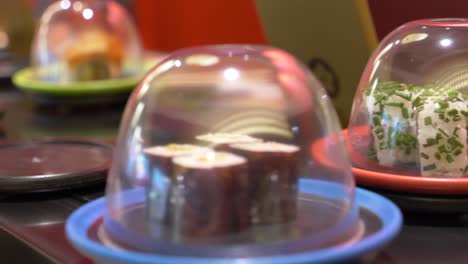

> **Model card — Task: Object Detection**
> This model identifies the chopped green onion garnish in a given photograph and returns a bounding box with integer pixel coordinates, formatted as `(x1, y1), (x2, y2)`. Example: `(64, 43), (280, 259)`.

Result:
(438, 128), (449, 137)
(424, 117), (432, 126)
(448, 91), (458, 98)
(447, 109), (459, 116)
(385, 102), (404, 107)
(395, 92), (411, 101)
(438, 145), (447, 153)
(448, 137), (464, 148)
(423, 138), (438, 147)
(423, 164), (437, 171)
(421, 152), (430, 159)
(446, 155), (454, 163)
(402, 107), (409, 118)
(453, 149), (462, 156)
(373, 116), (381, 126)
(438, 101), (449, 109)
(412, 97), (422, 108)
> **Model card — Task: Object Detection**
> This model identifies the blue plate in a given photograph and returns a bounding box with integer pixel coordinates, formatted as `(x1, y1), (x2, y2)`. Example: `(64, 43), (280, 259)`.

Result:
(66, 180), (402, 264)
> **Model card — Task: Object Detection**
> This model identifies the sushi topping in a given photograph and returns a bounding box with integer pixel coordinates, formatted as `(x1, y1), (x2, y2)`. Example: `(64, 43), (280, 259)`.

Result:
(230, 141), (299, 153)
(423, 163), (437, 171)
(196, 133), (262, 145)
(173, 151), (246, 169)
(424, 117), (432, 126)
(144, 144), (211, 157)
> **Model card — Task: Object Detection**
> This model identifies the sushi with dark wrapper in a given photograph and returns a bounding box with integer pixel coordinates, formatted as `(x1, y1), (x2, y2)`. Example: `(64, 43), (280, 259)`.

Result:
(168, 152), (250, 242)
(143, 144), (210, 235)
(229, 141), (300, 225)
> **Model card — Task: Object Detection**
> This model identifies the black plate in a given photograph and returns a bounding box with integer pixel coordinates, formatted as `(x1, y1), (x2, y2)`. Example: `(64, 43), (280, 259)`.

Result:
(0, 140), (112, 193)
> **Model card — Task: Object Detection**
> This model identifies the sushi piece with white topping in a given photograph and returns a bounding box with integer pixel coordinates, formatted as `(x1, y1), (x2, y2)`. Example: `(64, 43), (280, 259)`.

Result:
(196, 133), (262, 151)
(417, 99), (467, 177)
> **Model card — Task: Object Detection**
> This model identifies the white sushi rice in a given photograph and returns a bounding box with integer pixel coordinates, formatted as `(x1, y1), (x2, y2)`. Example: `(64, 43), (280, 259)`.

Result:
(367, 90), (419, 166)
(144, 144), (211, 157)
(173, 151), (246, 169)
(417, 100), (467, 177)
(366, 83), (467, 177)
(196, 133), (262, 145)
(230, 141), (299, 153)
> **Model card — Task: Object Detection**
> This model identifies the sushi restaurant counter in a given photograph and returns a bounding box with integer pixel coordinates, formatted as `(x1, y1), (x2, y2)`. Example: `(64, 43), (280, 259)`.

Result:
(0, 89), (468, 263)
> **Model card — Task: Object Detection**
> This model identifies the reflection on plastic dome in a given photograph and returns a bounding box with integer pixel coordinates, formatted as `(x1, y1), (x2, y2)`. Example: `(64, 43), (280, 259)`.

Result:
(348, 19), (468, 178)
(104, 45), (358, 257)
(31, 0), (142, 82)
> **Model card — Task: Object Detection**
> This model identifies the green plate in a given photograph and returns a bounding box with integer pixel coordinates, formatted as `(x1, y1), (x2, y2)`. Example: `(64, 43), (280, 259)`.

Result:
(12, 67), (143, 97)
(12, 52), (167, 97)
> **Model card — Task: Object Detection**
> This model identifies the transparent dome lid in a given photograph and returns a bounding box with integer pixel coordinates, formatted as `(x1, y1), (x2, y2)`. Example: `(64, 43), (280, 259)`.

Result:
(348, 19), (468, 178)
(31, 0), (142, 82)
(104, 45), (359, 257)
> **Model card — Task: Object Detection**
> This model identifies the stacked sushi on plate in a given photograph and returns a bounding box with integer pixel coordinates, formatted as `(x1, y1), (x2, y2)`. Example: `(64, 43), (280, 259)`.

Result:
(365, 82), (468, 177)
(143, 134), (300, 242)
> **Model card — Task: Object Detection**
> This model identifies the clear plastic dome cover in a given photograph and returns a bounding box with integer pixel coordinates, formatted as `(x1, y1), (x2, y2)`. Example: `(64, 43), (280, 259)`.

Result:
(105, 45), (358, 257)
(349, 19), (468, 178)
(31, 0), (142, 82)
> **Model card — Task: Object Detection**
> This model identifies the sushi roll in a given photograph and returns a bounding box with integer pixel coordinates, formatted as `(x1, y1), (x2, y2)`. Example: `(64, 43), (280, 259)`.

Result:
(168, 151), (250, 242)
(417, 98), (467, 177)
(196, 133), (262, 151)
(229, 141), (300, 225)
(63, 30), (124, 81)
(143, 144), (210, 234)
(365, 82), (468, 177)
(365, 82), (419, 167)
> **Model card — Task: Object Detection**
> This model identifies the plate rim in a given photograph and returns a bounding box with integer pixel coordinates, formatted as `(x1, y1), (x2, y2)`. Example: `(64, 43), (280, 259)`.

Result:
(65, 180), (402, 264)
(12, 67), (142, 96)
(0, 139), (112, 192)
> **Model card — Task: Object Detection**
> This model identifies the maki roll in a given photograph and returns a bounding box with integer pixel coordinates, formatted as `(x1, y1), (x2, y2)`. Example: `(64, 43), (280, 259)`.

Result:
(196, 133), (262, 151)
(417, 96), (467, 177)
(168, 151), (250, 242)
(366, 82), (419, 166)
(365, 82), (468, 177)
(229, 141), (300, 225)
(143, 144), (210, 232)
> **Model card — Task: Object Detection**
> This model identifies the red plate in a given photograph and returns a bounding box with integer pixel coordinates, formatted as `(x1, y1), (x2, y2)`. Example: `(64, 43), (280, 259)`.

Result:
(311, 127), (468, 195)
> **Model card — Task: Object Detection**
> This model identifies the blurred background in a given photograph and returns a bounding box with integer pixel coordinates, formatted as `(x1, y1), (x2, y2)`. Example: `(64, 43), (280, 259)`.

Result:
(3, 0), (468, 125)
